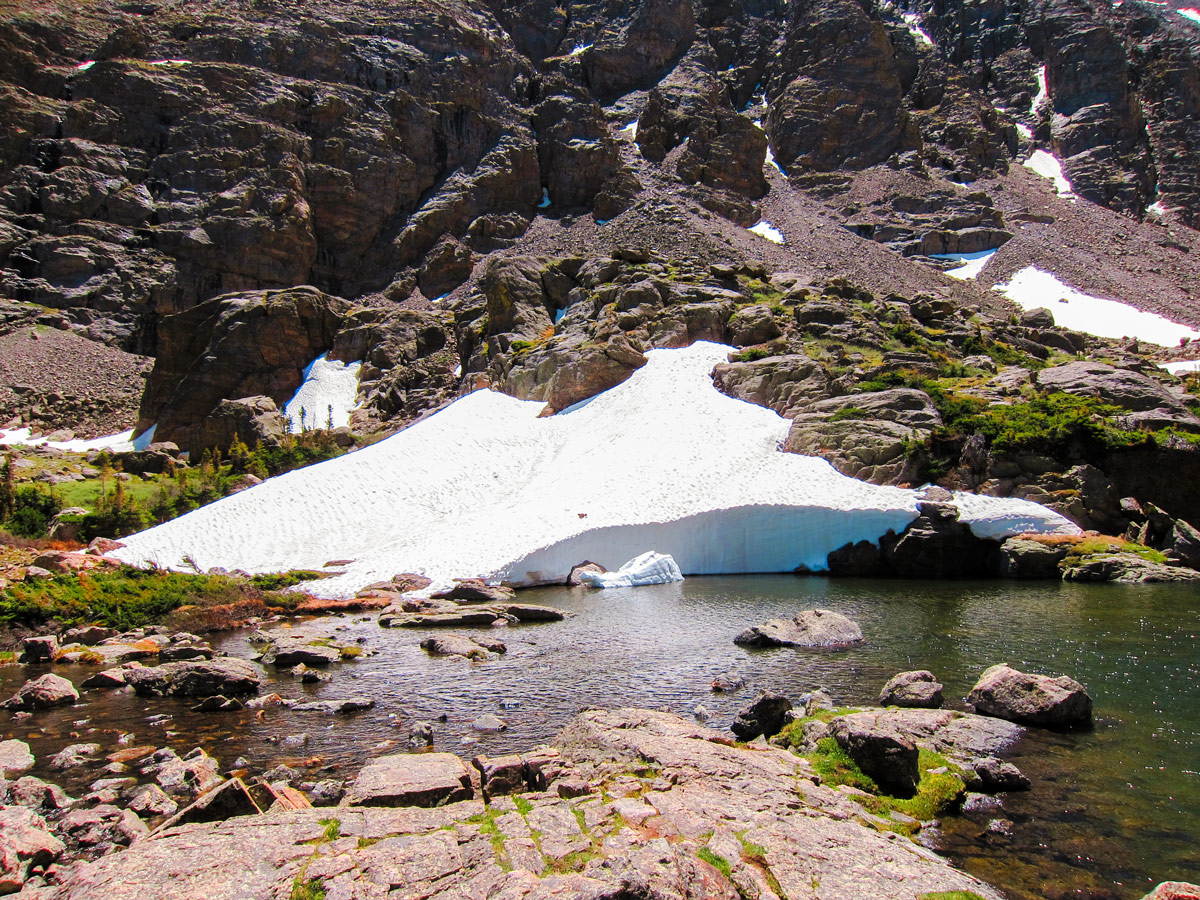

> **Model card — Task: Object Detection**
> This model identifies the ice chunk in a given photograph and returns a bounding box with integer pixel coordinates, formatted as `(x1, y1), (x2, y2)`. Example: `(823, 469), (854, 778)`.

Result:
(578, 551), (683, 589)
(284, 355), (362, 432)
(1023, 149), (1074, 198)
(749, 220), (785, 244)
(931, 249), (998, 280)
(994, 267), (1200, 347)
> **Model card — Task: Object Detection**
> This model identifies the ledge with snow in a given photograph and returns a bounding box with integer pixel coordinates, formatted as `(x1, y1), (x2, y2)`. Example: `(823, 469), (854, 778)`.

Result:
(110, 343), (1077, 598)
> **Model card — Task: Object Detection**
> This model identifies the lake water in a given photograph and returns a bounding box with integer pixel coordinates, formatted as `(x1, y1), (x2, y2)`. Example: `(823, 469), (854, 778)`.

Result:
(3, 575), (1197, 898)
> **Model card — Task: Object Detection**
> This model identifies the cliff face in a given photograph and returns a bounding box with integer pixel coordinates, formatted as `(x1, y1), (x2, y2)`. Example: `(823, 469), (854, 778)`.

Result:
(1, 0), (1199, 471)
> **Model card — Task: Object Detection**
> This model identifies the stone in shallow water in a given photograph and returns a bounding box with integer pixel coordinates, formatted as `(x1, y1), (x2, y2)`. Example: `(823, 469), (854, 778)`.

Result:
(344, 753), (473, 808)
(734, 608), (863, 649)
(966, 663), (1092, 727)
(879, 670), (944, 709)
(0, 739), (35, 777)
(3, 673), (79, 710)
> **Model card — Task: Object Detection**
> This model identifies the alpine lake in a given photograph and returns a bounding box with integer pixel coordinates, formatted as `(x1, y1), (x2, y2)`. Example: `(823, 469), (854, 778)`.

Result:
(3, 575), (1197, 899)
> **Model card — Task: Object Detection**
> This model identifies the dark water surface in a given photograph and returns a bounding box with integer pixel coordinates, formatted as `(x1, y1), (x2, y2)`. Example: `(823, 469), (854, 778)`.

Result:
(2, 576), (1197, 897)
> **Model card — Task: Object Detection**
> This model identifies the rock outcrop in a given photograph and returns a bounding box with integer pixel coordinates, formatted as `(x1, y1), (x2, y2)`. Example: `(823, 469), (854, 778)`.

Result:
(27, 708), (1004, 900)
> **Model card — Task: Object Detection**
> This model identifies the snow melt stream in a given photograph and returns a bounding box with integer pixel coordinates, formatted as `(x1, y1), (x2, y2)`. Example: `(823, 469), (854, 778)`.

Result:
(112, 344), (1076, 597)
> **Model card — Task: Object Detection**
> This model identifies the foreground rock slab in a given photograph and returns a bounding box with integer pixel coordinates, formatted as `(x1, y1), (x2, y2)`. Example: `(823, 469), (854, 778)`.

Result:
(967, 663), (1093, 727)
(343, 752), (474, 808)
(26, 708), (1005, 900)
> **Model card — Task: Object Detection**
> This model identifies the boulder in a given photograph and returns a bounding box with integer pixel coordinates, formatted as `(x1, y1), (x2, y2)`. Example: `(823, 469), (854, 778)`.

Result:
(1140, 884), (1200, 900)
(881, 502), (996, 578)
(879, 671), (944, 709)
(472, 754), (528, 800)
(49, 743), (101, 770)
(0, 806), (64, 894)
(3, 673), (79, 710)
(420, 635), (495, 660)
(344, 753), (473, 808)
(127, 784), (178, 818)
(734, 609), (863, 649)
(18, 635), (59, 663)
(567, 561), (605, 585)
(730, 691), (794, 741)
(966, 664), (1092, 727)
(995, 538), (1070, 578)
(125, 659), (261, 697)
(966, 756), (1031, 793)
(430, 579), (516, 604)
(192, 396), (288, 459)
(0, 740), (35, 778)
(1035, 361), (1194, 416)
(829, 714), (921, 798)
(260, 640), (340, 668)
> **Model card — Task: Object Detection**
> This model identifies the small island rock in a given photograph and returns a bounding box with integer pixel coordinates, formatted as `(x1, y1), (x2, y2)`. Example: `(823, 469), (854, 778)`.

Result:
(735, 609), (863, 649)
(966, 664), (1092, 727)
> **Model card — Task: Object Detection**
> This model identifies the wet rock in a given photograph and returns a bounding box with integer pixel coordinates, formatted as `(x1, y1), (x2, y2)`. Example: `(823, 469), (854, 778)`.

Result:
(966, 756), (1031, 793)
(431, 578), (516, 603)
(290, 697), (374, 715)
(879, 671), (944, 709)
(344, 753), (473, 808)
(127, 784), (177, 818)
(3, 673), (79, 710)
(0, 806), (64, 893)
(408, 721), (435, 750)
(18, 635), (59, 663)
(497, 603), (566, 623)
(150, 749), (223, 799)
(1062, 554), (1200, 584)
(966, 664), (1092, 727)
(126, 659), (261, 697)
(81, 663), (142, 690)
(49, 744), (101, 771)
(260, 640), (340, 668)
(470, 714), (508, 733)
(830, 714), (921, 798)
(0, 740), (35, 778)
(995, 538), (1070, 578)
(291, 664), (331, 684)
(419, 635), (488, 660)
(731, 691), (793, 741)
(710, 673), (744, 693)
(6, 776), (75, 813)
(567, 561), (605, 585)
(305, 781), (345, 807)
(734, 608), (863, 649)
(56, 804), (148, 857)
(880, 502), (997, 578)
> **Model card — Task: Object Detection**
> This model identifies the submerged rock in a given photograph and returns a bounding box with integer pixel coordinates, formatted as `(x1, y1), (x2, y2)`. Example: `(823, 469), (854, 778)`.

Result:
(734, 609), (863, 648)
(966, 663), (1092, 727)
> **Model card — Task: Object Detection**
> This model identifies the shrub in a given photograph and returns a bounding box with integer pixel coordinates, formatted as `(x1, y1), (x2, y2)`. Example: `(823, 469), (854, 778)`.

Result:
(6, 485), (61, 538)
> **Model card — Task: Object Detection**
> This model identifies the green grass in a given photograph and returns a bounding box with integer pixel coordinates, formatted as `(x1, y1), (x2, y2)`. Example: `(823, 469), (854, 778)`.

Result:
(0, 565), (298, 630)
(697, 847), (733, 880)
(289, 878), (325, 900)
(919, 893), (988, 900)
(0, 650), (14, 664)
(730, 347), (772, 362)
(250, 570), (327, 591)
(799, 738), (967, 833)
(513, 795), (533, 816)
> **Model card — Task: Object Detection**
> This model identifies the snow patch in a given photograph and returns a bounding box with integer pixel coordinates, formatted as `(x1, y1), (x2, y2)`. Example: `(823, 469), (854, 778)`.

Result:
(76, 61), (95, 71)
(749, 220), (785, 244)
(621, 120), (639, 139)
(1031, 65), (1048, 115)
(1146, 200), (1167, 217)
(765, 144), (785, 175)
(283, 356), (362, 433)
(453, 364), (463, 378)
(1180, 8), (1200, 24)
(111, 343), (1077, 597)
(1015, 122), (1034, 141)
(569, 43), (592, 57)
(1160, 359), (1200, 375)
(538, 188), (551, 208)
(901, 12), (934, 45)
(554, 307), (567, 325)
(932, 249), (998, 280)
(578, 551), (683, 588)
(994, 267), (1200, 347)
(0, 428), (137, 452)
(1023, 149), (1074, 198)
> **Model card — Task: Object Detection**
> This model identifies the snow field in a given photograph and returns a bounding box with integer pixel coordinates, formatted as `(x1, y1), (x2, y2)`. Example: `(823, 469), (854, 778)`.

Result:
(932, 249), (998, 280)
(749, 220), (785, 243)
(283, 356), (362, 433)
(994, 267), (1200, 347)
(1024, 149), (1074, 198)
(112, 343), (1077, 597)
